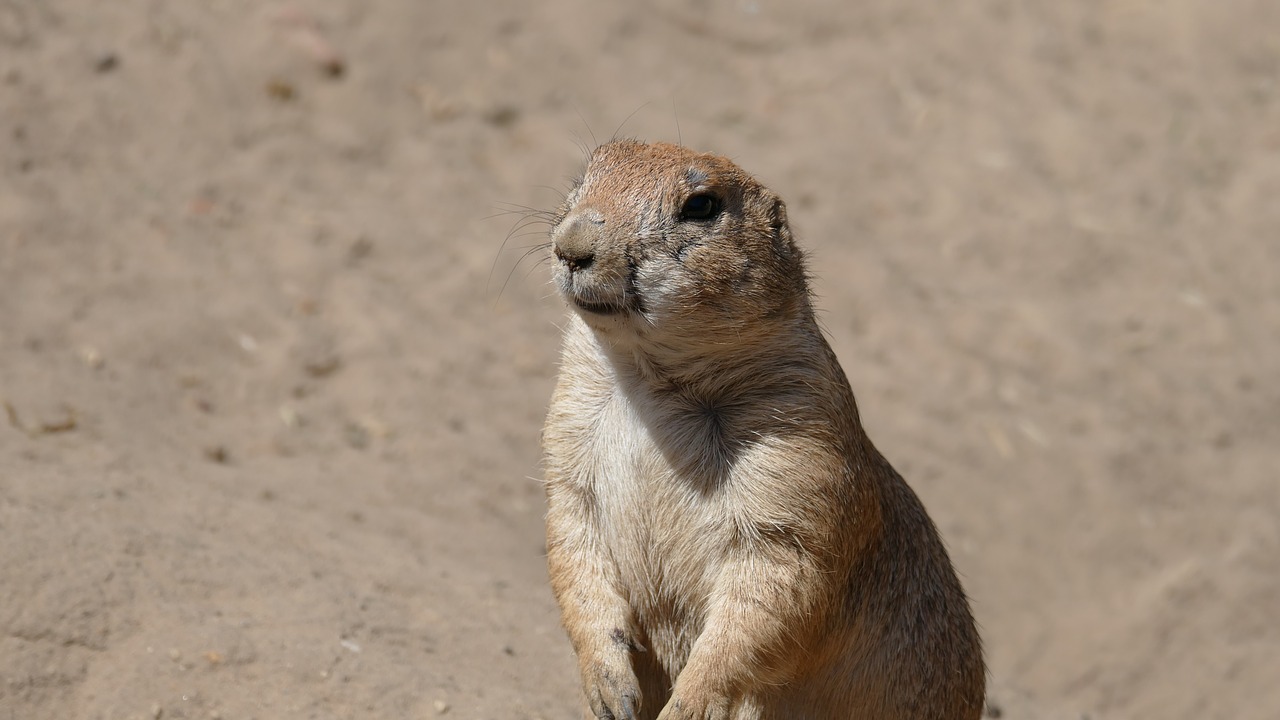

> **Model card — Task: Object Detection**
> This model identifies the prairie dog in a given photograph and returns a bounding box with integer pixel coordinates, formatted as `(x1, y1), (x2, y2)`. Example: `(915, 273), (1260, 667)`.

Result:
(541, 140), (984, 720)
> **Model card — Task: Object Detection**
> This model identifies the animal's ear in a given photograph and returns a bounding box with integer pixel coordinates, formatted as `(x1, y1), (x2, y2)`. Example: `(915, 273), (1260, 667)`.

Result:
(769, 196), (795, 257)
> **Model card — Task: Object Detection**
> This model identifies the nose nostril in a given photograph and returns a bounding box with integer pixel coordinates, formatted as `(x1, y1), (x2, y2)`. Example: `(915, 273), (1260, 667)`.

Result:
(556, 249), (594, 272)
(553, 211), (600, 272)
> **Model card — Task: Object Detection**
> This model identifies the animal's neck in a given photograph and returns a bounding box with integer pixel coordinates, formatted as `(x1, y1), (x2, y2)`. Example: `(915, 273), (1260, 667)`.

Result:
(603, 312), (828, 404)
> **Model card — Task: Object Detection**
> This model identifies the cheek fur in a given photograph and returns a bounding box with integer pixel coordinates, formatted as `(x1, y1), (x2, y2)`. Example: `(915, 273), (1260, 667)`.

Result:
(631, 255), (690, 316)
(634, 253), (752, 326)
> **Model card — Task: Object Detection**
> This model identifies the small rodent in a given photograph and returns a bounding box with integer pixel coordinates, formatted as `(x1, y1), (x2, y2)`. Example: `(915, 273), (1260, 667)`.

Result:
(541, 140), (985, 720)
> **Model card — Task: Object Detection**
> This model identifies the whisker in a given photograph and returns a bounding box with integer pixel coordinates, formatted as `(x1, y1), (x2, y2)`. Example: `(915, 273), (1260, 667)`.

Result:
(612, 102), (651, 142)
(533, 185), (570, 203)
(506, 216), (553, 236)
(522, 256), (553, 283)
(572, 108), (598, 152)
(490, 210), (554, 296)
(488, 203), (556, 220)
(507, 231), (553, 245)
(672, 95), (682, 146)
(496, 242), (553, 302)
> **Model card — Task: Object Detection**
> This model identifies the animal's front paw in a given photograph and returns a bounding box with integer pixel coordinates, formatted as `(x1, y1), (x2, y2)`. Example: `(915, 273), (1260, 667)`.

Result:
(581, 651), (641, 720)
(655, 687), (731, 720)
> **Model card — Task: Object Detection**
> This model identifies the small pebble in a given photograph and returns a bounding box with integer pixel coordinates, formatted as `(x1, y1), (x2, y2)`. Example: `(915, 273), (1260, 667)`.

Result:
(347, 235), (374, 264)
(303, 352), (341, 378)
(484, 104), (520, 128)
(266, 80), (296, 101)
(79, 346), (104, 369)
(95, 52), (119, 73)
(344, 422), (369, 450)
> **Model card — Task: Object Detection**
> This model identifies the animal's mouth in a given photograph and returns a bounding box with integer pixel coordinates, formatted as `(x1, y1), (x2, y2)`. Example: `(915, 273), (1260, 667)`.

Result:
(558, 271), (635, 318)
(572, 296), (627, 316)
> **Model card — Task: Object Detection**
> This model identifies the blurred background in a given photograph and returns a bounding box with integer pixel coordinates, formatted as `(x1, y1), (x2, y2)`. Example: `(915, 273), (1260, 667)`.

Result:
(2, 1), (1277, 718)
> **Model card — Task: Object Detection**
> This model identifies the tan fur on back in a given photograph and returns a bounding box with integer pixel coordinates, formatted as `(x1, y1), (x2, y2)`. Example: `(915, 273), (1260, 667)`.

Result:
(541, 140), (985, 720)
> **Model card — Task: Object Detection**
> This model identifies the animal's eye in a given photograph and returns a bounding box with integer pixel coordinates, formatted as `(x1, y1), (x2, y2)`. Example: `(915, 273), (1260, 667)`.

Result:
(680, 193), (721, 221)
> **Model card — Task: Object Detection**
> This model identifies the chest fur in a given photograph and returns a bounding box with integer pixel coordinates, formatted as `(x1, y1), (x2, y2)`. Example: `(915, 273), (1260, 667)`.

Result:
(548, 383), (738, 626)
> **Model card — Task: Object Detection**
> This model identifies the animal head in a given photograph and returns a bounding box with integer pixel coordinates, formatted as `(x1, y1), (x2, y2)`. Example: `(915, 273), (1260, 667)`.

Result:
(550, 140), (809, 356)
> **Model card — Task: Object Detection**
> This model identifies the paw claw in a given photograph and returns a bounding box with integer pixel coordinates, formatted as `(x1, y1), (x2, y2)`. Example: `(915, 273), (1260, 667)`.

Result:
(583, 654), (642, 720)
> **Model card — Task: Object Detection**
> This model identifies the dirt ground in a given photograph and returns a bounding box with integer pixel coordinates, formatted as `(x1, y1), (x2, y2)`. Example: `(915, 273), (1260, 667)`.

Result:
(2, 1), (1277, 718)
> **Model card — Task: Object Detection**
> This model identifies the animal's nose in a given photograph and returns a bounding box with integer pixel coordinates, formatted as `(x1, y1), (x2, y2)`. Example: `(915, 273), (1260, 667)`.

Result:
(553, 210), (604, 272)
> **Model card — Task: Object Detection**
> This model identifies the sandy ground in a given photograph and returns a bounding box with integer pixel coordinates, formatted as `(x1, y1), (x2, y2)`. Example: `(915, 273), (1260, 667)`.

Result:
(2, 1), (1278, 718)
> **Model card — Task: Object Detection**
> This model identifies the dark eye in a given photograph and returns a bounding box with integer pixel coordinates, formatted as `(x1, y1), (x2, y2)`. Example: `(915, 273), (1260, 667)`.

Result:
(680, 193), (721, 221)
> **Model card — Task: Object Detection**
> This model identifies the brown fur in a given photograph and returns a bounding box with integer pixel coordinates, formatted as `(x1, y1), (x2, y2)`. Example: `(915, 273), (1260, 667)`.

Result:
(541, 140), (985, 720)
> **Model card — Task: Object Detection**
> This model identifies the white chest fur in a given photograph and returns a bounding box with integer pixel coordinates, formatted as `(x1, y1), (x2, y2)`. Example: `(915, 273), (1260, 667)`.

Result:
(550, 373), (739, 655)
